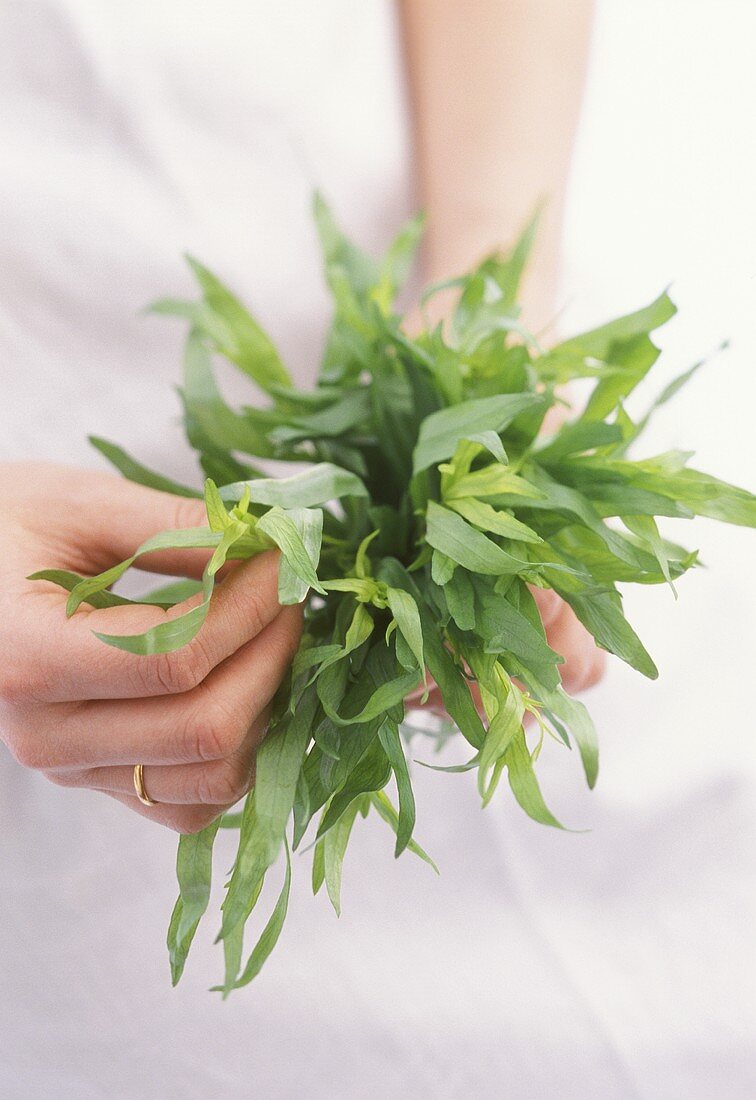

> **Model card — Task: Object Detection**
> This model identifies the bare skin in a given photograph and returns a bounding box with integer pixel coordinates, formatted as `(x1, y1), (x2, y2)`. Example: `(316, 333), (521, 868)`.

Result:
(400, 0), (595, 332)
(0, 464), (302, 833)
(1, 4), (602, 829)
(402, 0), (604, 694)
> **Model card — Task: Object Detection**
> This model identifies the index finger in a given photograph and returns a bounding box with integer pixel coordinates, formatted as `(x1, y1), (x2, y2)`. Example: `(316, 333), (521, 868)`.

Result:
(17, 551), (285, 702)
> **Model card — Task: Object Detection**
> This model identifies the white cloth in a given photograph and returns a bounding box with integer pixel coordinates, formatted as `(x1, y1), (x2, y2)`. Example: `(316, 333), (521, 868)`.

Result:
(1, 2), (754, 1098)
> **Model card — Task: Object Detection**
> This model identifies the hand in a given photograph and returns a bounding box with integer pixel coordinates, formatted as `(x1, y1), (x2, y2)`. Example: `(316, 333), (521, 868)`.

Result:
(530, 586), (606, 694)
(0, 463), (302, 833)
(410, 587), (606, 718)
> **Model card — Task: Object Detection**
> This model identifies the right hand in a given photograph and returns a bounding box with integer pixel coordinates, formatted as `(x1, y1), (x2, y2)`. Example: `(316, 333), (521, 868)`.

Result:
(0, 463), (302, 833)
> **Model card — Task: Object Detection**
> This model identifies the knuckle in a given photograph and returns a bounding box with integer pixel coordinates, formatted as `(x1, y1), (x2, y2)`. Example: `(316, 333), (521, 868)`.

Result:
(3, 712), (52, 769)
(0, 661), (33, 708)
(189, 721), (226, 764)
(146, 641), (210, 696)
(198, 761), (250, 805)
(239, 587), (268, 641)
(186, 690), (246, 763)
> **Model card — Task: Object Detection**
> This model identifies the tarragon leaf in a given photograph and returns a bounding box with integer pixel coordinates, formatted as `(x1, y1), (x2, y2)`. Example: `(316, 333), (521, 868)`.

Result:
(256, 506), (325, 602)
(89, 436), (202, 497)
(221, 463), (367, 509)
(223, 837), (292, 992)
(323, 801), (360, 916)
(167, 818), (222, 985)
(413, 393), (542, 474)
(377, 719), (416, 855)
(425, 501), (534, 576)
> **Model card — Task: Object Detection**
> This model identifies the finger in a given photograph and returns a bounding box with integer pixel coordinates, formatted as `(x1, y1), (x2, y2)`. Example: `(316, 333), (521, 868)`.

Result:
(530, 586), (563, 629)
(547, 602), (606, 693)
(20, 466), (213, 578)
(17, 550), (287, 702)
(103, 791), (227, 834)
(24, 605), (302, 769)
(64, 711), (265, 806)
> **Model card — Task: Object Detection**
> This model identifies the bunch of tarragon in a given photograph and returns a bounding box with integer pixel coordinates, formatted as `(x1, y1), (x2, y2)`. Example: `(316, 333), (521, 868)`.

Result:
(38, 196), (756, 992)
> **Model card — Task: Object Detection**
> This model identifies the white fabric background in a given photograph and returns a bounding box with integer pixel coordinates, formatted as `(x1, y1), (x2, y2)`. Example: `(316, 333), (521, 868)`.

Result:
(0, 2), (754, 1097)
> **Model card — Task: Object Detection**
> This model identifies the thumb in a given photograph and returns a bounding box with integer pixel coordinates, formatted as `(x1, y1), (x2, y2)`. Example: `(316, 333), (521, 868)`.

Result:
(25, 464), (211, 578)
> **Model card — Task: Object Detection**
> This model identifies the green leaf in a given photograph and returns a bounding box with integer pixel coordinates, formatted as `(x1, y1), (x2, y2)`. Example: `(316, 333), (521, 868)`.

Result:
(219, 794), (273, 945)
(323, 800), (360, 916)
(377, 719), (416, 855)
(369, 791), (439, 874)
(184, 255), (291, 392)
(625, 463), (756, 528)
(470, 577), (563, 688)
(632, 349), (721, 442)
(269, 388), (371, 447)
(181, 332), (277, 457)
(220, 463), (367, 509)
(313, 191), (379, 302)
(413, 393), (542, 474)
(553, 289), (676, 360)
(312, 837), (326, 895)
(540, 291), (676, 419)
(480, 205), (541, 310)
(446, 497), (542, 543)
(30, 570), (205, 611)
(89, 437), (202, 497)
(167, 818), (222, 985)
(203, 477), (231, 531)
(386, 587), (425, 677)
(324, 667), (420, 727)
(445, 466), (546, 502)
(91, 522), (248, 655)
(557, 587), (658, 679)
(477, 667), (525, 802)
(523, 466), (649, 569)
(140, 579), (205, 605)
(254, 688), (319, 861)
(623, 514), (675, 592)
(463, 430), (508, 465)
(535, 421), (624, 465)
(375, 212), (425, 310)
(317, 737), (391, 837)
(29, 569), (150, 610)
(540, 685), (599, 789)
(425, 501), (533, 576)
(256, 506), (325, 602)
(431, 550), (456, 586)
(378, 559), (486, 750)
(443, 569), (476, 631)
(225, 836), (292, 991)
(65, 526), (220, 616)
(504, 730), (564, 828)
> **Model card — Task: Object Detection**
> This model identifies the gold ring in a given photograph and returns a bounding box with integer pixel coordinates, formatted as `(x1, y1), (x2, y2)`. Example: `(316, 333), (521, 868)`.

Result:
(133, 763), (157, 806)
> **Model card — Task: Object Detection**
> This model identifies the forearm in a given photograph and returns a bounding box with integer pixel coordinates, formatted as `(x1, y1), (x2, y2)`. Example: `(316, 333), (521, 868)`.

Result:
(400, 0), (594, 330)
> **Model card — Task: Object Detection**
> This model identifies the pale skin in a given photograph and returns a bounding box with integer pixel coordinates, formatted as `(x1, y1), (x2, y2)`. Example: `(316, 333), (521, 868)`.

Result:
(401, 0), (604, 703)
(0, 1), (601, 831)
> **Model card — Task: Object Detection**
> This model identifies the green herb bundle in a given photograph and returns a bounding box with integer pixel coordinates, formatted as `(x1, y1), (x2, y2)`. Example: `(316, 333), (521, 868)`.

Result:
(41, 196), (756, 992)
